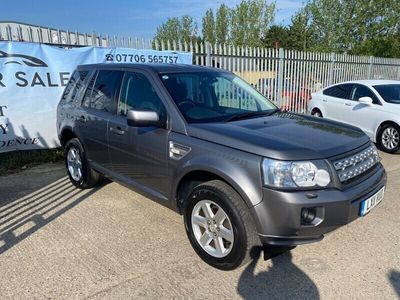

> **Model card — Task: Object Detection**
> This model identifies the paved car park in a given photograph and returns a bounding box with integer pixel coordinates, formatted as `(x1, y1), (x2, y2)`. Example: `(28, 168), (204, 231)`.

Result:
(0, 152), (399, 299)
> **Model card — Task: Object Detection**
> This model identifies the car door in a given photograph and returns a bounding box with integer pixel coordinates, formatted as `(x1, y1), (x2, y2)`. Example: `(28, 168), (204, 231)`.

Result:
(321, 83), (354, 120)
(338, 84), (381, 138)
(74, 69), (123, 168)
(107, 71), (170, 199)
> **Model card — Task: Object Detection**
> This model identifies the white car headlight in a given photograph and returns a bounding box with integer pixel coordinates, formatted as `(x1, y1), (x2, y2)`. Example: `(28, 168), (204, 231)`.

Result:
(262, 158), (331, 188)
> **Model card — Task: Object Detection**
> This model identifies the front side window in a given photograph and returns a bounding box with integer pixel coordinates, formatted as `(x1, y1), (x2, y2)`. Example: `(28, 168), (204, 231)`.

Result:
(351, 84), (379, 104)
(160, 72), (276, 123)
(373, 84), (400, 104)
(323, 84), (353, 99)
(118, 72), (166, 120)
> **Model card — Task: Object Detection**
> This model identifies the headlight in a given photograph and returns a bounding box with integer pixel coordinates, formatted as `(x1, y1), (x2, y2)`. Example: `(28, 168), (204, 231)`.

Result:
(262, 158), (331, 188)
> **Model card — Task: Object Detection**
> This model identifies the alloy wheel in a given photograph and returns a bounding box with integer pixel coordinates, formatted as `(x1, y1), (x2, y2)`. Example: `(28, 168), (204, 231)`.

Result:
(191, 199), (234, 258)
(67, 147), (83, 182)
(382, 127), (399, 150)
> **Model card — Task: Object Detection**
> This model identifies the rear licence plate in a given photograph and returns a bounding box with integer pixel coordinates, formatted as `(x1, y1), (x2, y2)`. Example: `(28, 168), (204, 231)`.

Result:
(359, 187), (385, 217)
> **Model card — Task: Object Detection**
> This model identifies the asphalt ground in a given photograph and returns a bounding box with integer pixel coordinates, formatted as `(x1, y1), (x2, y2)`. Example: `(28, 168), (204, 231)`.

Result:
(0, 152), (399, 299)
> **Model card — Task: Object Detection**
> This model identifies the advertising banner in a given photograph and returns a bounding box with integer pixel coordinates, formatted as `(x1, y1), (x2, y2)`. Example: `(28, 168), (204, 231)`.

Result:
(0, 42), (192, 153)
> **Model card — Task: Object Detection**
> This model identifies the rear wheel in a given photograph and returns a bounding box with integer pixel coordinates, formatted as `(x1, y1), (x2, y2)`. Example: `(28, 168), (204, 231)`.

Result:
(378, 123), (400, 153)
(65, 138), (100, 188)
(184, 180), (260, 270)
(311, 108), (322, 117)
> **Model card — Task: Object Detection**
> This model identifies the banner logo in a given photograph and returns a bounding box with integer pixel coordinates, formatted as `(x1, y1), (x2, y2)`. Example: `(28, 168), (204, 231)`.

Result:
(0, 50), (48, 67)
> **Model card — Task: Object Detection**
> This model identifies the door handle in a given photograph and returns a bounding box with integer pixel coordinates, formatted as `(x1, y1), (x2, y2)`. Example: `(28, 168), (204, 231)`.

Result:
(110, 126), (125, 135)
(345, 102), (352, 106)
(78, 115), (87, 123)
(322, 99), (327, 102)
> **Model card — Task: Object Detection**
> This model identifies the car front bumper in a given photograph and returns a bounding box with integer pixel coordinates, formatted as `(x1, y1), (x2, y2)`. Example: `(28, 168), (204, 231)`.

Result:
(251, 163), (387, 246)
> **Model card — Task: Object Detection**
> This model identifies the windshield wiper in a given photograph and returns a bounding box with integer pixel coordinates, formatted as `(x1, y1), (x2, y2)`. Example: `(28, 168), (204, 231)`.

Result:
(224, 108), (280, 122)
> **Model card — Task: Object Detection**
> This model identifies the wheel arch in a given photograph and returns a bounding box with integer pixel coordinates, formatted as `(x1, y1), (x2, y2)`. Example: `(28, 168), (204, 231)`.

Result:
(375, 120), (400, 143)
(174, 163), (262, 214)
(60, 127), (77, 147)
(311, 107), (323, 116)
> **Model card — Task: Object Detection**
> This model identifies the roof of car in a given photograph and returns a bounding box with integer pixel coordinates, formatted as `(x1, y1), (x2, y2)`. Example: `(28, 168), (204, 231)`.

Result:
(77, 63), (229, 74)
(328, 80), (400, 88)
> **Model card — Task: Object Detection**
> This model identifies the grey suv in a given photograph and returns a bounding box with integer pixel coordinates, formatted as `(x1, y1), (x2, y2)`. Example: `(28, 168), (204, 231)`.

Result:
(57, 64), (386, 270)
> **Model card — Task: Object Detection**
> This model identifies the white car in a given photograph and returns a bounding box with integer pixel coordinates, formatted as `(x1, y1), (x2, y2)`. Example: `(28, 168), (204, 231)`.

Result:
(308, 80), (400, 153)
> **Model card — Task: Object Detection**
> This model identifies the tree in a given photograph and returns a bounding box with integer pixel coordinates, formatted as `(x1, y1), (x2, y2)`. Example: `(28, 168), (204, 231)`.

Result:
(287, 8), (315, 51)
(154, 17), (181, 43)
(262, 25), (289, 49)
(155, 15), (197, 43)
(215, 4), (230, 44)
(230, 0), (275, 47)
(351, 35), (400, 58)
(202, 9), (216, 44)
(304, 0), (400, 53)
(154, 1), (276, 47)
(181, 15), (197, 43)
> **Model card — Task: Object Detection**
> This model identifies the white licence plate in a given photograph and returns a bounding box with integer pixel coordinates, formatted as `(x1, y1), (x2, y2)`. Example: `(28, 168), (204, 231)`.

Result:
(359, 187), (385, 216)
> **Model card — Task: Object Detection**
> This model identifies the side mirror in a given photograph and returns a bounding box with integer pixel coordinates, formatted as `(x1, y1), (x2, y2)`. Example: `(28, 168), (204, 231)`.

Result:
(126, 109), (163, 127)
(358, 96), (373, 105)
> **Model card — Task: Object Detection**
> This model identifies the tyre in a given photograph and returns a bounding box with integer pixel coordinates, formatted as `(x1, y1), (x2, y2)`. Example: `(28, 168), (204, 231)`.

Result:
(65, 138), (100, 188)
(311, 108), (322, 117)
(184, 180), (260, 270)
(377, 123), (400, 153)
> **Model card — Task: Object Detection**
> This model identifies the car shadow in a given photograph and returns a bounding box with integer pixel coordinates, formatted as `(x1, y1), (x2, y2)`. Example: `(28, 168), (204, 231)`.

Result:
(0, 168), (108, 255)
(389, 270), (400, 297)
(237, 247), (320, 300)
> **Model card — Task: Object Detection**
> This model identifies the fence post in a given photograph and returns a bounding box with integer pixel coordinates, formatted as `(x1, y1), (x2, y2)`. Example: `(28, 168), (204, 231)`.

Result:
(397, 65), (400, 81)
(277, 48), (284, 107)
(6, 25), (12, 40)
(206, 42), (212, 67)
(329, 52), (336, 85)
(368, 56), (373, 79)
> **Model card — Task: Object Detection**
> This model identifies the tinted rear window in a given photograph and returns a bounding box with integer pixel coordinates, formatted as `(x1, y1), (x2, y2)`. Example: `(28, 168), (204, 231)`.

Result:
(82, 70), (123, 112)
(61, 70), (88, 104)
(323, 84), (353, 99)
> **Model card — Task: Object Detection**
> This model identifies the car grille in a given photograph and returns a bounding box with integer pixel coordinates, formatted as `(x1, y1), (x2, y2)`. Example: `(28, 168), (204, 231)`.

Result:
(333, 144), (381, 183)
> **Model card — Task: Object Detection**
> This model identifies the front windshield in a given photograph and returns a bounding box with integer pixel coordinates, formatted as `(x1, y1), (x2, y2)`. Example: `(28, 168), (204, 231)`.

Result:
(373, 84), (400, 104)
(160, 71), (277, 123)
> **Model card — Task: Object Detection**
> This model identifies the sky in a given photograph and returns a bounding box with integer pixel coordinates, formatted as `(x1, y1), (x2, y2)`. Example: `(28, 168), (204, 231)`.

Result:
(0, 0), (304, 39)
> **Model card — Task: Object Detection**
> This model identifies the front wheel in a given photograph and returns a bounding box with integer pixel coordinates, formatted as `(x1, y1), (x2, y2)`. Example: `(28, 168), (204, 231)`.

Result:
(65, 138), (100, 188)
(378, 123), (400, 153)
(184, 180), (260, 270)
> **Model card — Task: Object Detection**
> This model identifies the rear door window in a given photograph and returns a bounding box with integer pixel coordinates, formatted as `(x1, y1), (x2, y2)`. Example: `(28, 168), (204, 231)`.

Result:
(81, 70), (123, 112)
(90, 70), (124, 113)
(323, 84), (354, 99)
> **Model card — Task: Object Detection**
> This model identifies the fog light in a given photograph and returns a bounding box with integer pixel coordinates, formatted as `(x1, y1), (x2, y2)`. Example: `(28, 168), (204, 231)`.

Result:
(301, 207), (316, 225)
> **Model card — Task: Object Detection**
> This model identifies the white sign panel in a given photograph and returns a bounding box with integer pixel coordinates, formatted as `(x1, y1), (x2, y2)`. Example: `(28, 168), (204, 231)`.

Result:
(0, 41), (192, 153)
